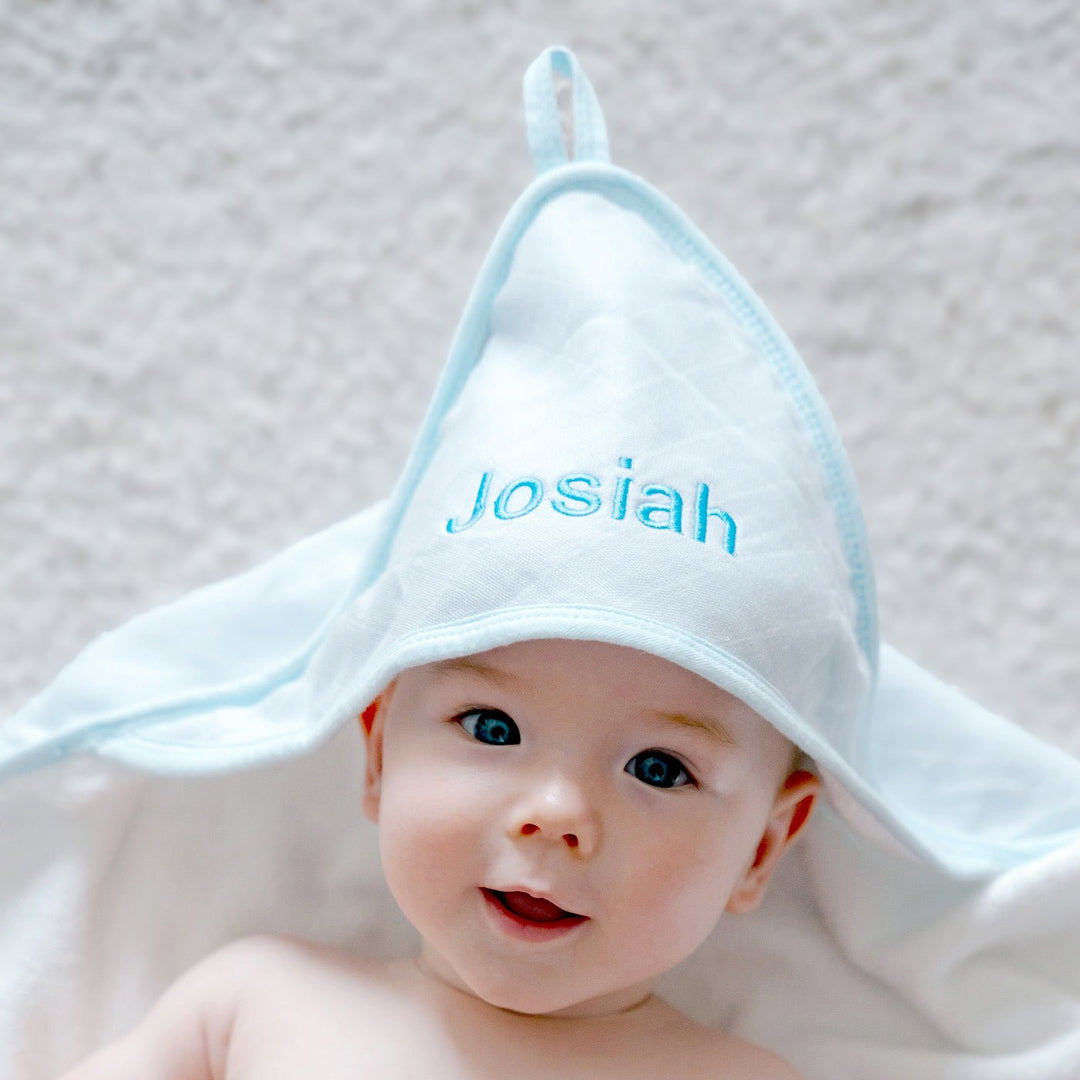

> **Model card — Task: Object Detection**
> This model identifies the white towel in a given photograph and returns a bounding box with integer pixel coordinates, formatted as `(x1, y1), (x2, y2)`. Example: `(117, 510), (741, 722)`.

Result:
(3, 507), (1079, 1079)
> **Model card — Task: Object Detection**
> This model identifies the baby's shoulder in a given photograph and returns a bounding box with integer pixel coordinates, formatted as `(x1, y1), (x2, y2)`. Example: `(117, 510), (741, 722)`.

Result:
(177, 934), (400, 1036)
(196, 936), (415, 1076)
(195, 933), (354, 982)
(644, 999), (802, 1080)
(198, 933), (391, 1007)
(695, 1034), (802, 1080)
(71, 936), (358, 1080)
(140, 937), (323, 1027)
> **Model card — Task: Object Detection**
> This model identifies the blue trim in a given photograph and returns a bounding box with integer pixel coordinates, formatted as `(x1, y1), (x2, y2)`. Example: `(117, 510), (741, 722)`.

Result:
(355, 161), (878, 688)
(2, 72), (879, 834)
(4, 162), (879, 792)
(523, 46), (610, 174)
(99, 603), (1065, 878)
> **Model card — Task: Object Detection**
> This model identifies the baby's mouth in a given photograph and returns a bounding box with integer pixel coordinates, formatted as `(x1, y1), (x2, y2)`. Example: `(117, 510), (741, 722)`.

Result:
(482, 888), (588, 927)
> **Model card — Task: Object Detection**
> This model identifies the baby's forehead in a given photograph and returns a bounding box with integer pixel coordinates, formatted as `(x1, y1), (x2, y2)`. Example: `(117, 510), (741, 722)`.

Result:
(398, 638), (785, 746)
(416, 637), (722, 691)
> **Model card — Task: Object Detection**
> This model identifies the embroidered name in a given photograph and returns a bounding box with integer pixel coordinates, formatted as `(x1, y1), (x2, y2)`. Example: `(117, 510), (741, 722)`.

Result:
(445, 457), (736, 555)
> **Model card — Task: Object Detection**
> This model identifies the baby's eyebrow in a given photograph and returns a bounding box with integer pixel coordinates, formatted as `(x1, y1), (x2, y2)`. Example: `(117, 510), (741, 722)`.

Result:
(647, 710), (740, 748)
(427, 656), (523, 689)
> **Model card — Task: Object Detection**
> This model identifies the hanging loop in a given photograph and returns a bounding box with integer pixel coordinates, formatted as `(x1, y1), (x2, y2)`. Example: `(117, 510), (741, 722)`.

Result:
(523, 46), (611, 174)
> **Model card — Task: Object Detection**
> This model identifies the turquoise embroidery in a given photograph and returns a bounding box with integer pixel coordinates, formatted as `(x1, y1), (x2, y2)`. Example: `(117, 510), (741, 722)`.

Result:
(494, 477), (544, 520)
(552, 474), (603, 517)
(612, 457), (633, 520)
(446, 471), (493, 533)
(636, 484), (683, 533)
(694, 483), (736, 555)
(446, 460), (736, 554)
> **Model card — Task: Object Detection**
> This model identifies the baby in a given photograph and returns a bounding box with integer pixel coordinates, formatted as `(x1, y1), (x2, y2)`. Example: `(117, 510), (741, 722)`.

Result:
(63, 638), (817, 1079)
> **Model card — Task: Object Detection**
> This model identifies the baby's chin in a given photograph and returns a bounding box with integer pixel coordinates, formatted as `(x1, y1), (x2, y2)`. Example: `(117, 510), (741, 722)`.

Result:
(416, 936), (658, 1018)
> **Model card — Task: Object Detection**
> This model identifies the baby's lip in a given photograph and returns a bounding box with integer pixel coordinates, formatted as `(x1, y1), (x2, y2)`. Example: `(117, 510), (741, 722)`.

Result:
(482, 887), (587, 923)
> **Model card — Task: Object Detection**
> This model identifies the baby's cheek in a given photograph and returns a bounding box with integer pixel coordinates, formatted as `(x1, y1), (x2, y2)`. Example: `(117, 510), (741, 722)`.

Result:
(627, 828), (749, 942)
(376, 763), (485, 886)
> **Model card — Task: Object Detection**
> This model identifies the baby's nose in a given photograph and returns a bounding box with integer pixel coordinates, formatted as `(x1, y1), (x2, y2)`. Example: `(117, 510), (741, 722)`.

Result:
(511, 774), (598, 857)
(519, 820), (581, 849)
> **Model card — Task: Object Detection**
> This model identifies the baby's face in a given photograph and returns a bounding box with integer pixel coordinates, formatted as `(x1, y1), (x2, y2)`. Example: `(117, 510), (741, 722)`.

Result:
(362, 638), (816, 1018)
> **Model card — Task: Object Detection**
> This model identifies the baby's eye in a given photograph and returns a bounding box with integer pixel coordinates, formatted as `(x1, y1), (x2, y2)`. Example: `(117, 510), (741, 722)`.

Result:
(625, 750), (693, 789)
(457, 708), (520, 746)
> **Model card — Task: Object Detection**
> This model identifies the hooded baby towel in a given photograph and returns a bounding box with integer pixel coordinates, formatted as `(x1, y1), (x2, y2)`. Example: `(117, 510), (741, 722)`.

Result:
(2, 47), (1080, 1080)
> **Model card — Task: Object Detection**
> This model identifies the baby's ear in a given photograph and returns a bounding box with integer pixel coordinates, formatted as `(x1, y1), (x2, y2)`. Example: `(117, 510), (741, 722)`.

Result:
(359, 690), (391, 823)
(726, 769), (820, 915)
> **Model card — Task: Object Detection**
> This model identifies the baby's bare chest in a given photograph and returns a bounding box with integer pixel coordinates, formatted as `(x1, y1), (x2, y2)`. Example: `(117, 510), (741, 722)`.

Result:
(219, 956), (787, 1080)
(227, 1015), (645, 1080)
(222, 989), (758, 1080)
